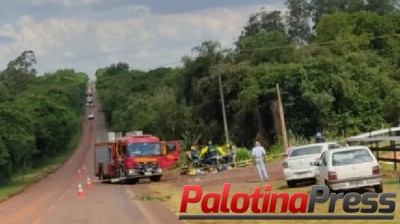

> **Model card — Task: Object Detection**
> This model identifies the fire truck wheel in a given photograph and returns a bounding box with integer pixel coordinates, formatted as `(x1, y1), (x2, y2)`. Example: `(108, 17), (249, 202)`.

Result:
(99, 169), (104, 181)
(127, 178), (139, 184)
(150, 175), (161, 182)
(118, 170), (126, 184)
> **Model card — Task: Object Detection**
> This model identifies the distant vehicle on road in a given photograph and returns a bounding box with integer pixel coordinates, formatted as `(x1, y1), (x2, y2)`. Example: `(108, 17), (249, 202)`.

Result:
(88, 112), (94, 120)
(312, 146), (383, 193)
(283, 142), (342, 187)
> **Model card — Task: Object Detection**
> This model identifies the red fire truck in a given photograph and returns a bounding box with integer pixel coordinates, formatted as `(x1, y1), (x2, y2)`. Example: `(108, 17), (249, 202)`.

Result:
(94, 132), (180, 184)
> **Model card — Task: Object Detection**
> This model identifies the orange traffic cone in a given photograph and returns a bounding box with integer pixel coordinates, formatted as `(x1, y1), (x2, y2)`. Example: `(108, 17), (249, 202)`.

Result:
(86, 177), (92, 189)
(77, 183), (85, 199)
(77, 169), (82, 180)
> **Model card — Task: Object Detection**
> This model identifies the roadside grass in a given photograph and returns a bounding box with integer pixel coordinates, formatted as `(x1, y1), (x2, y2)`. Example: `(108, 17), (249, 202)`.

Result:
(0, 119), (83, 202)
(143, 173), (400, 224)
(380, 162), (398, 171)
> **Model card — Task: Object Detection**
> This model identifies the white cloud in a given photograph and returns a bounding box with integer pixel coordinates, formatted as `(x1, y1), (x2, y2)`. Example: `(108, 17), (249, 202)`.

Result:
(31, 0), (102, 8)
(126, 4), (152, 14)
(0, 4), (282, 77)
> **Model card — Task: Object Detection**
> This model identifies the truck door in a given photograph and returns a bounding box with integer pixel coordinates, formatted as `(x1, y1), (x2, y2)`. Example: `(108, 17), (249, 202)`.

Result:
(159, 141), (180, 169)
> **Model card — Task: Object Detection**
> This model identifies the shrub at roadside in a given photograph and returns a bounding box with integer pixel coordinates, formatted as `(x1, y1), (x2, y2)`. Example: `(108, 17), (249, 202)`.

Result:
(236, 147), (252, 162)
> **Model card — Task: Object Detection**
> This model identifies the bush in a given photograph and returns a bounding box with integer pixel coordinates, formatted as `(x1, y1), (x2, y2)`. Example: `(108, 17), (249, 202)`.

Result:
(268, 140), (284, 159)
(236, 147), (252, 162)
(174, 148), (187, 169)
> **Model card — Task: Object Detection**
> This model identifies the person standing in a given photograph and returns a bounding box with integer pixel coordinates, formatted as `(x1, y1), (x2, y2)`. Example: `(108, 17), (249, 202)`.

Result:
(185, 146), (193, 170)
(251, 141), (269, 181)
(315, 132), (325, 143)
(228, 144), (237, 167)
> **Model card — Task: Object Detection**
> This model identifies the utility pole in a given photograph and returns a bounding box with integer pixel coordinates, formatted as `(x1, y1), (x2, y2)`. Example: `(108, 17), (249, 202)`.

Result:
(276, 83), (288, 153)
(218, 66), (230, 145)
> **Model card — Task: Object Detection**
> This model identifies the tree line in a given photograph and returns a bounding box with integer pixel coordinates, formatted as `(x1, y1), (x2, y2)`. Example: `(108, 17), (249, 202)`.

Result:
(95, 0), (400, 149)
(0, 51), (88, 182)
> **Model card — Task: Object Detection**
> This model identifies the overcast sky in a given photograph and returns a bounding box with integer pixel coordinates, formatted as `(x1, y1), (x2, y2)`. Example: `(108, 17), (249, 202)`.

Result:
(0, 0), (284, 77)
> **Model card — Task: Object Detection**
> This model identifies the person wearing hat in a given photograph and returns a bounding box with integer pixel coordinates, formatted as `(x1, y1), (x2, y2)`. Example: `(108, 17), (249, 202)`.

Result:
(251, 141), (269, 181)
(191, 145), (200, 168)
(206, 141), (219, 166)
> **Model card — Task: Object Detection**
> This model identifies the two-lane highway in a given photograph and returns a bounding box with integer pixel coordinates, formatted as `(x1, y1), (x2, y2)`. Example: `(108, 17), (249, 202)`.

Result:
(0, 100), (182, 224)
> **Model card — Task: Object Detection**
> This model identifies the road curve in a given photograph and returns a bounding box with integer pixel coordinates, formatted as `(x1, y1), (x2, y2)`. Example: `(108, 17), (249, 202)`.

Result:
(0, 101), (182, 224)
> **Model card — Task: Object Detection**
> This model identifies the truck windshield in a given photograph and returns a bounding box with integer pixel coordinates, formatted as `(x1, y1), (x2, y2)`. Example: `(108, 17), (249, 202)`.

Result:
(127, 143), (161, 156)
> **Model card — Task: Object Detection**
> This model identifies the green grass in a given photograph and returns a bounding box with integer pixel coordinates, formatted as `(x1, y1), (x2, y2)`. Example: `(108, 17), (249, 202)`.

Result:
(380, 162), (397, 171)
(0, 118), (84, 202)
(136, 193), (172, 202)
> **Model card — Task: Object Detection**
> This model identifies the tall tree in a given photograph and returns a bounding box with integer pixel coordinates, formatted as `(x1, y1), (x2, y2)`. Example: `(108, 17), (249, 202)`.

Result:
(310, 0), (365, 27)
(365, 0), (399, 15)
(285, 0), (313, 43)
(1, 50), (37, 95)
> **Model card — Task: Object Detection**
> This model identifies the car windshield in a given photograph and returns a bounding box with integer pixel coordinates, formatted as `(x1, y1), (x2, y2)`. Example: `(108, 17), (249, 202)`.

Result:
(332, 149), (373, 166)
(127, 143), (161, 156)
(289, 145), (323, 157)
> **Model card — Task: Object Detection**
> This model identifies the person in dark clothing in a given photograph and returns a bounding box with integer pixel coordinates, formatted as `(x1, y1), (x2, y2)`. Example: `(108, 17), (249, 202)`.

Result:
(315, 132), (325, 143)
(206, 141), (219, 166)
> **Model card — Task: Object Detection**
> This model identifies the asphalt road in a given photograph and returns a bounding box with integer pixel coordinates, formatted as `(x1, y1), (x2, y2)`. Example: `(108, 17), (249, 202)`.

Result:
(0, 103), (182, 224)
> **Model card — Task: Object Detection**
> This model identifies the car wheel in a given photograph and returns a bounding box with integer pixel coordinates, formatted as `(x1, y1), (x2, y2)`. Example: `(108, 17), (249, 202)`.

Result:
(287, 180), (296, 188)
(325, 180), (334, 193)
(374, 184), (383, 193)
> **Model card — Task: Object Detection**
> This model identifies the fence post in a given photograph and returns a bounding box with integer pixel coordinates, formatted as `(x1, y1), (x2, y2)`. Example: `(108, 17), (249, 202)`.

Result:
(395, 145), (397, 171)
(389, 128), (397, 171)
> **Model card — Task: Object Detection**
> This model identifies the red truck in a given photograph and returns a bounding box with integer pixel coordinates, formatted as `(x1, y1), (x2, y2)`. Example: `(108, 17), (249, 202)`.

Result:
(94, 132), (180, 184)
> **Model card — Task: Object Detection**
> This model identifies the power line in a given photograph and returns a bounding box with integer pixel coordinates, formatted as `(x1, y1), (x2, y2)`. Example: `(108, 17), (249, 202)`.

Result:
(135, 33), (400, 70)
(235, 34), (400, 52)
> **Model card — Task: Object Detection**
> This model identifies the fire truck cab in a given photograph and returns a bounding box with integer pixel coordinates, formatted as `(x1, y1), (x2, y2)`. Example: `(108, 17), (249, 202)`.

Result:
(94, 132), (180, 184)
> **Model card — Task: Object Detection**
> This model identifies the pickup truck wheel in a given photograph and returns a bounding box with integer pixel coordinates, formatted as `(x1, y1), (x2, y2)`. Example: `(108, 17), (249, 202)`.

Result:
(374, 184), (383, 193)
(286, 180), (296, 188)
(150, 175), (161, 182)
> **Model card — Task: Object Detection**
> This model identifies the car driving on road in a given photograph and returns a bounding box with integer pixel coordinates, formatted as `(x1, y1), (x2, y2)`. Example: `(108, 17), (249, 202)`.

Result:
(283, 142), (342, 187)
(88, 112), (94, 120)
(313, 146), (383, 193)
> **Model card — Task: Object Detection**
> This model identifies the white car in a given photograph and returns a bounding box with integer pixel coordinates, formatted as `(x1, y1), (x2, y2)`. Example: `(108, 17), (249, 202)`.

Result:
(313, 146), (383, 193)
(283, 142), (342, 187)
(88, 112), (94, 120)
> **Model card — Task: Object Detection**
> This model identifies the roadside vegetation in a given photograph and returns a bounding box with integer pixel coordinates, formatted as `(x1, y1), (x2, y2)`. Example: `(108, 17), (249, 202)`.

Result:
(0, 51), (87, 200)
(95, 1), (400, 154)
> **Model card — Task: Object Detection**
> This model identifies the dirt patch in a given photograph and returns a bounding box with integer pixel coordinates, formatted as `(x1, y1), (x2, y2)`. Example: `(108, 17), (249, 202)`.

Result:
(159, 161), (285, 190)
(133, 160), (285, 205)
